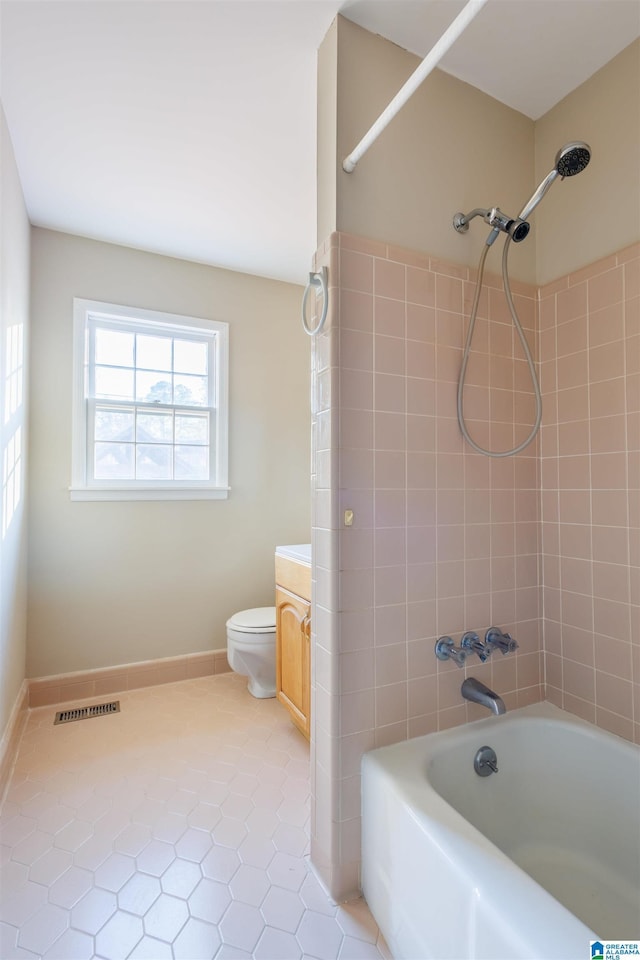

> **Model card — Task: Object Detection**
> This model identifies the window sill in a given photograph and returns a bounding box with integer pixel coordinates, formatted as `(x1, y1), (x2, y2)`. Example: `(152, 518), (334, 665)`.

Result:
(69, 485), (230, 502)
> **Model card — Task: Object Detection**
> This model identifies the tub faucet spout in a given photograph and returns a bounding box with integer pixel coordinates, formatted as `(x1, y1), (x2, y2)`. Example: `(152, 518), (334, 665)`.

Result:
(461, 677), (506, 715)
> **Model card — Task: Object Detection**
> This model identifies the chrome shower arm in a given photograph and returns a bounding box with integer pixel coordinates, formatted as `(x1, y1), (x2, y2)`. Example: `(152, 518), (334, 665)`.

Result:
(453, 208), (491, 232)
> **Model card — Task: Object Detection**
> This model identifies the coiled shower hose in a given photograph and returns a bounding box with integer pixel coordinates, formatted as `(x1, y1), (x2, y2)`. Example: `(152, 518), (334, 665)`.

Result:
(457, 235), (542, 458)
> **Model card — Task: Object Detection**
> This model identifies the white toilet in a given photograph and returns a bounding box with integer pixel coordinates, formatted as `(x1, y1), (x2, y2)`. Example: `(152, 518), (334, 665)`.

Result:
(226, 606), (277, 699)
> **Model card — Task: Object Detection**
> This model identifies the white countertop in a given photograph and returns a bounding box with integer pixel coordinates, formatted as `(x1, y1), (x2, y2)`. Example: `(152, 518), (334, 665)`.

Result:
(275, 543), (311, 565)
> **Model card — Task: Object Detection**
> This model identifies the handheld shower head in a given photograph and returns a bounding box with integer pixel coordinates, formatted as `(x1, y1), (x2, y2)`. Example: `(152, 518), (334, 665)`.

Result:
(518, 140), (591, 221)
(555, 142), (591, 178)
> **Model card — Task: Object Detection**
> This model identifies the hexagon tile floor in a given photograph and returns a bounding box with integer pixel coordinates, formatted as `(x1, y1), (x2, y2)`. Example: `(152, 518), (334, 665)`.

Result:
(0, 673), (391, 960)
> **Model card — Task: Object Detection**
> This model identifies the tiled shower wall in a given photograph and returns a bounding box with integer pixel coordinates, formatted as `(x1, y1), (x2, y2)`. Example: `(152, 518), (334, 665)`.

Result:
(310, 231), (544, 899)
(539, 242), (640, 744)
(310, 233), (639, 899)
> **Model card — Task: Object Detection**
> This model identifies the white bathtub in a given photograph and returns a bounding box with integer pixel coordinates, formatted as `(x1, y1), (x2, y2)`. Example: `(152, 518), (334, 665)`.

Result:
(362, 701), (640, 960)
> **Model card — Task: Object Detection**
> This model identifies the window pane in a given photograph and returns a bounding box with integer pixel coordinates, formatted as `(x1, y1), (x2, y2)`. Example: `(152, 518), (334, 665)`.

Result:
(95, 328), (134, 367)
(174, 339), (208, 375)
(175, 414), (208, 445)
(137, 334), (172, 372)
(175, 445), (209, 480)
(94, 442), (134, 479)
(174, 374), (207, 407)
(95, 366), (134, 400)
(95, 407), (134, 441)
(136, 444), (172, 479)
(77, 301), (227, 493)
(137, 411), (173, 442)
(136, 372), (172, 404)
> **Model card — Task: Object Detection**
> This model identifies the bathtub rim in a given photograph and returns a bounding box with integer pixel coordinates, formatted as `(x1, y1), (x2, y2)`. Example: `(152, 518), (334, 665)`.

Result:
(363, 699), (638, 774)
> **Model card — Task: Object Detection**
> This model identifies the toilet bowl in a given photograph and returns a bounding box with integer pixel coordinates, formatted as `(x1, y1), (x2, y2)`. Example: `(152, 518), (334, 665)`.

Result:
(226, 606), (277, 699)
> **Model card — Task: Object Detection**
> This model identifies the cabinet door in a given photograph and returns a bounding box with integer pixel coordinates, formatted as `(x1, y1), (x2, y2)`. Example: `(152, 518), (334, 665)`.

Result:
(276, 586), (310, 740)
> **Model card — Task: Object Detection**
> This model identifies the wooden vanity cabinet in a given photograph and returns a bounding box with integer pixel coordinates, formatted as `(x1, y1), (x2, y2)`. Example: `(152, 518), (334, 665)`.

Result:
(275, 555), (311, 740)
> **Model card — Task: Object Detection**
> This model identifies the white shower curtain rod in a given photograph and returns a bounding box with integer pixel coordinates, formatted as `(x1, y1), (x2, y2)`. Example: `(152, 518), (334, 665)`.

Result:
(342, 0), (489, 173)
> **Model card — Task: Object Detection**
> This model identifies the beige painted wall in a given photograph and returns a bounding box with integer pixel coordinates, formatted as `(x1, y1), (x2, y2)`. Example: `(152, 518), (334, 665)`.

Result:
(534, 39), (640, 285)
(317, 18), (338, 246)
(319, 16), (537, 284)
(0, 105), (30, 735)
(27, 229), (310, 678)
(319, 21), (640, 289)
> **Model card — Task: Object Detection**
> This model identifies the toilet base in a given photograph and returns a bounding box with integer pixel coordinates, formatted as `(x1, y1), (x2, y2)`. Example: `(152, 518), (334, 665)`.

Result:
(247, 677), (276, 699)
(227, 639), (276, 700)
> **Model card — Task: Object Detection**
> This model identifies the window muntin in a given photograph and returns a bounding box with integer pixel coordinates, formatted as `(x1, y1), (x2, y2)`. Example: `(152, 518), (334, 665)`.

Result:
(72, 300), (228, 500)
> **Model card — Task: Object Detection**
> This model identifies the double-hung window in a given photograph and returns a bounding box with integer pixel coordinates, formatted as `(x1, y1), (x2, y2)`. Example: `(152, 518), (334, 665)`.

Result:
(71, 299), (229, 500)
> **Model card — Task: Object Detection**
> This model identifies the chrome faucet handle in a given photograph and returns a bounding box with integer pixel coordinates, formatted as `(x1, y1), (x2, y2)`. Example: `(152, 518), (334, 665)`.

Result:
(485, 627), (518, 655)
(435, 637), (469, 668)
(461, 631), (492, 662)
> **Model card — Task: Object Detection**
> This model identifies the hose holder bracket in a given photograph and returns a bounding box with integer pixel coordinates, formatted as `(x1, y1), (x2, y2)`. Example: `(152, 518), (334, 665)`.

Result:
(453, 207), (530, 243)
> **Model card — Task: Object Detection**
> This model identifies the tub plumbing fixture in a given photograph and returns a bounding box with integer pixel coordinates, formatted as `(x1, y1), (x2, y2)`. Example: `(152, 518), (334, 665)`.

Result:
(435, 636), (469, 668)
(461, 677), (506, 715)
(485, 627), (518, 655)
(460, 631), (492, 662)
(474, 745), (499, 776)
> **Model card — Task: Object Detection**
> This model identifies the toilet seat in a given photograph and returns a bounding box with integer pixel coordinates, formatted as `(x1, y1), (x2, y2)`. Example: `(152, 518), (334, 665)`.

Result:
(226, 606), (276, 634)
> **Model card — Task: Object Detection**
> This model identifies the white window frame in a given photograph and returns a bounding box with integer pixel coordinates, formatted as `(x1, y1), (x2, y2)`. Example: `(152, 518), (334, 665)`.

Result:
(70, 299), (229, 501)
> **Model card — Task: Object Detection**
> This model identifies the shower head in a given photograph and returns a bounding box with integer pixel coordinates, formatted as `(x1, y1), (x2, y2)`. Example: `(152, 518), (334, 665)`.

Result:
(453, 141), (592, 247)
(555, 142), (591, 178)
(518, 141), (591, 222)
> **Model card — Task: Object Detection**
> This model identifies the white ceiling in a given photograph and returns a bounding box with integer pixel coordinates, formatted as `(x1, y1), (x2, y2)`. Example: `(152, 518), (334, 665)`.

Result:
(1, 1), (638, 284)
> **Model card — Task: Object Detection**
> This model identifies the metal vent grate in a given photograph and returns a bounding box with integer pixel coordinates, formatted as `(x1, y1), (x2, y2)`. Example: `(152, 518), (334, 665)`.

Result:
(54, 701), (120, 725)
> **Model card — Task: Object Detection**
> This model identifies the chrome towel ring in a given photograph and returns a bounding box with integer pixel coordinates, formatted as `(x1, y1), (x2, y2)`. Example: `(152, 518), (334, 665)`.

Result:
(301, 267), (328, 336)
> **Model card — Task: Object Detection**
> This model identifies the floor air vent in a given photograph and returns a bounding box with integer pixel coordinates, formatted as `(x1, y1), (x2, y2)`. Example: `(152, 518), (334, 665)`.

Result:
(54, 701), (120, 725)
